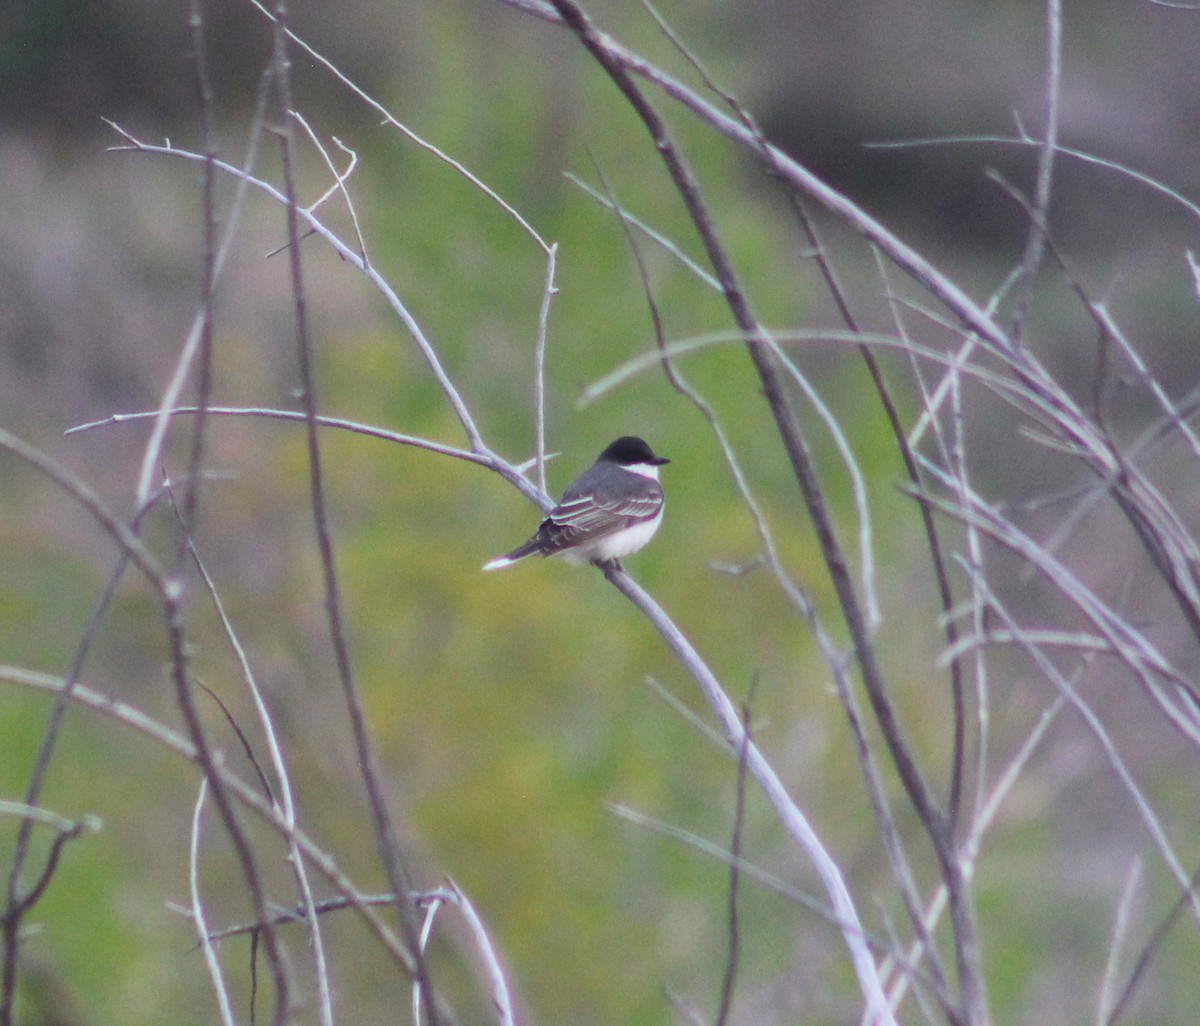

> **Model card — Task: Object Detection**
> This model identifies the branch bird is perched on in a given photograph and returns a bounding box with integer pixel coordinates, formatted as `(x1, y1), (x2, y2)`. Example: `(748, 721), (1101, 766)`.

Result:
(483, 436), (669, 570)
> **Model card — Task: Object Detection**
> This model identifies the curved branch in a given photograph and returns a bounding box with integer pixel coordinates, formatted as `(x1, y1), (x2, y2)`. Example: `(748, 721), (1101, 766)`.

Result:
(598, 564), (896, 1026)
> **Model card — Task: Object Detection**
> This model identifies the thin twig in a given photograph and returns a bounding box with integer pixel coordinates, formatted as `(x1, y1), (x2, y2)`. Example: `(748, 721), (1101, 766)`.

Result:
(289, 110), (369, 268)
(534, 243), (559, 496)
(0, 803), (98, 836)
(1008, 0), (1062, 345)
(270, 4), (439, 1022)
(444, 881), (517, 1026)
(178, 0), (217, 558)
(183, 523), (334, 1026)
(119, 50), (272, 510)
(609, 803), (819, 911)
(866, 132), (1200, 224)
(164, 576), (291, 1024)
(190, 781), (238, 1026)
(1096, 859), (1142, 1026)
(1105, 859), (1200, 1024)
(871, 249), (969, 837)
(0, 816), (93, 926)
(713, 698), (752, 1026)
(70, 406), (491, 467)
(0, 485), (159, 1026)
(565, 172), (720, 287)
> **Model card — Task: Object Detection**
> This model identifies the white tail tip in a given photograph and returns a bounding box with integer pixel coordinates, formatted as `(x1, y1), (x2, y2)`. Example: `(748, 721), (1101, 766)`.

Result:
(482, 556), (516, 571)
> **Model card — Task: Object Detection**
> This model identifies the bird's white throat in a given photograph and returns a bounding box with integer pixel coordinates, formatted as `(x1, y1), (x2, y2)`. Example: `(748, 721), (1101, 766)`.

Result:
(622, 462), (661, 481)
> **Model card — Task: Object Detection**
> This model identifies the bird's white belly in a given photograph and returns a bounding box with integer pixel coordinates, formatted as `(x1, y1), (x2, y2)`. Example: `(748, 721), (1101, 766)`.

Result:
(564, 508), (663, 564)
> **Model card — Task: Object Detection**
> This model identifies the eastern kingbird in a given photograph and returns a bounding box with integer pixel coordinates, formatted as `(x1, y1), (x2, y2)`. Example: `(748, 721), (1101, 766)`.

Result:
(483, 436), (669, 570)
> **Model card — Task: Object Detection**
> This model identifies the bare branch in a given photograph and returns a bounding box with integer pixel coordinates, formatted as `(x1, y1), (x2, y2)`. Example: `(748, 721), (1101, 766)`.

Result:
(1096, 859), (1142, 1026)
(1008, 0), (1062, 344)
(1, 665), (418, 975)
(596, 564), (896, 1026)
(183, 522), (334, 1026)
(534, 243), (559, 496)
(270, 6), (438, 1022)
(713, 700), (751, 1026)
(289, 110), (369, 268)
(443, 881), (517, 1026)
(189, 782), (238, 1026)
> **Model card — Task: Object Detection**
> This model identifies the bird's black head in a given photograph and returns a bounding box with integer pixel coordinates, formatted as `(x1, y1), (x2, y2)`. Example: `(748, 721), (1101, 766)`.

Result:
(599, 436), (670, 466)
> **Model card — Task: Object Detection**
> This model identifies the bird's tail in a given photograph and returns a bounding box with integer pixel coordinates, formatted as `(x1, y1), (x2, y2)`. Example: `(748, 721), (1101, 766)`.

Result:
(482, 537), (542, 571)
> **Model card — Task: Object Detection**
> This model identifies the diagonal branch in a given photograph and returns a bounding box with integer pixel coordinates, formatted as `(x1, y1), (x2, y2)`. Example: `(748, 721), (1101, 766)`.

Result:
(598, 563), (896, 1026)
(546, 4), (975, 1020)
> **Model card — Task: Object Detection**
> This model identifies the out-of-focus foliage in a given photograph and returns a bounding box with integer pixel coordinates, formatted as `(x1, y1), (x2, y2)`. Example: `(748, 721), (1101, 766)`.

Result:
(4, 1), (1200, 1025)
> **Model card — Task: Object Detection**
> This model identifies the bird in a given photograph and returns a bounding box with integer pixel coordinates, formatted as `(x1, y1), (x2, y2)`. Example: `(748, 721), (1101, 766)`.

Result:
(483, 436), (669, 571)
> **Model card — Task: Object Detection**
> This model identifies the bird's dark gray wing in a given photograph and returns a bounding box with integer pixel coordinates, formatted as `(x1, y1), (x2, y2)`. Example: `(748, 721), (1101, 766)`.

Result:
(534, 471), (663, 554)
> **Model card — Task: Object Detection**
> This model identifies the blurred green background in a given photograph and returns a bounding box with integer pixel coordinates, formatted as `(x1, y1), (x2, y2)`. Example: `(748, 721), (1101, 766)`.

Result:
(4, 1), (1200, 1024)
